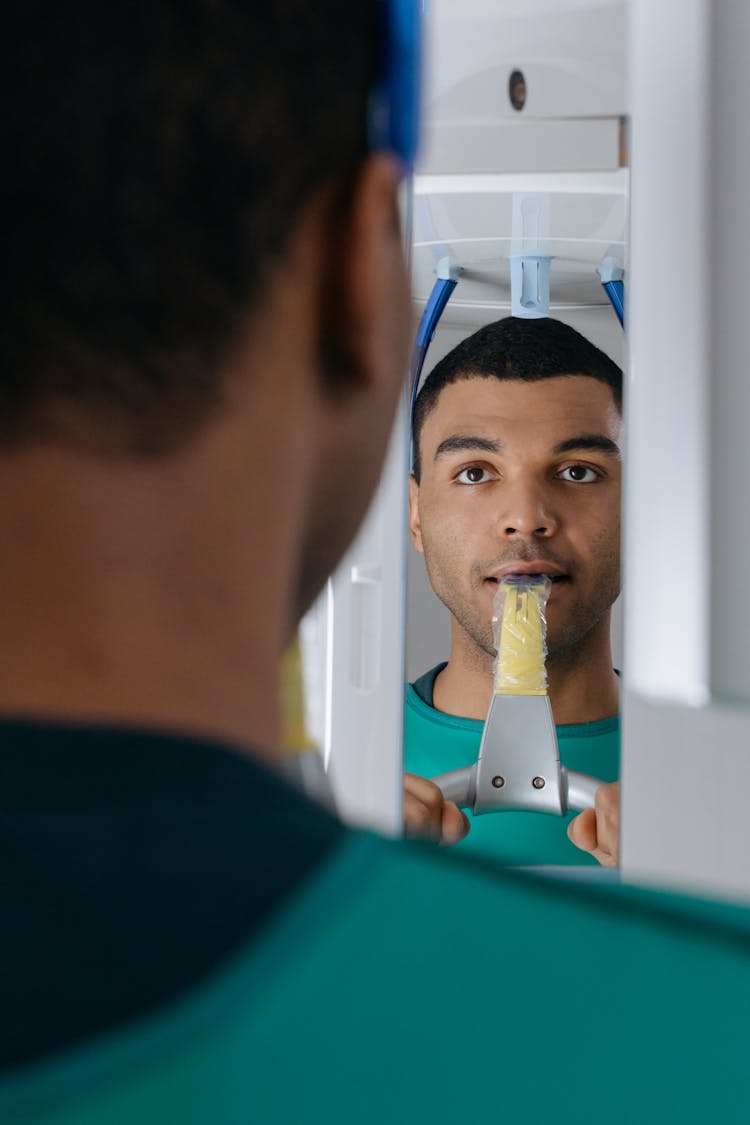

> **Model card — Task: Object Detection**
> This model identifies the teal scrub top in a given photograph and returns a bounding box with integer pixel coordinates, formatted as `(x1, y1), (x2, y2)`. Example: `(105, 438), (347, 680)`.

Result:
(2, 720), (750, 1125)
(2, 835), (750, 1125)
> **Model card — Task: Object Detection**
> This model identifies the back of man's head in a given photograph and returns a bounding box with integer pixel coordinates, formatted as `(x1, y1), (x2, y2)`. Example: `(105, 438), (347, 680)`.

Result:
(4, 1), (378, 455)
(412, 316), (623, 481)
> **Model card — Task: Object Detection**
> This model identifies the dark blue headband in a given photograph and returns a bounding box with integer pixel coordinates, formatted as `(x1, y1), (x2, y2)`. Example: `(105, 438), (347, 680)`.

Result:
(369, 0), (421, 169)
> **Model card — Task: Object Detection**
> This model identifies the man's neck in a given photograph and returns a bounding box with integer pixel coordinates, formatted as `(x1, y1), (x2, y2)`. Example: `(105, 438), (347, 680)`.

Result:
(433, 617), (619, 726)
(0, 352), (315, 763)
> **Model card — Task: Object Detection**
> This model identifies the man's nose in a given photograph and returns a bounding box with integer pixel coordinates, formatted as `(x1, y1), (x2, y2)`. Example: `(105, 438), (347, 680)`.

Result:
(497, 479), (557, 538)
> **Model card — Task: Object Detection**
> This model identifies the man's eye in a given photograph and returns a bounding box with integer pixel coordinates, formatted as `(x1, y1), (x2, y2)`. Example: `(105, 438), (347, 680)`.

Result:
(558, 464), (600, 483)
(456, 466), (492, 485)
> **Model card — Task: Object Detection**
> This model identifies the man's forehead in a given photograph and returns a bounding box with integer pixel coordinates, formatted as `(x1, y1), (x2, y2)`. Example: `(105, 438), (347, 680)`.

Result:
(423, 374), (621, 442)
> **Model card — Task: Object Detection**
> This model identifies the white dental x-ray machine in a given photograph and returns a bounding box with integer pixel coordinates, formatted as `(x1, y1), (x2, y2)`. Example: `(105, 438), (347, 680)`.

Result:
(304, 0), (750, 904)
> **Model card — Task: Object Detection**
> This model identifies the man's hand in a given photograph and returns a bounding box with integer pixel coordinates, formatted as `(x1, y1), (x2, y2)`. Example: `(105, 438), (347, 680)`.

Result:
(567, 781), (620, 867)
(403, 772), (470, 847)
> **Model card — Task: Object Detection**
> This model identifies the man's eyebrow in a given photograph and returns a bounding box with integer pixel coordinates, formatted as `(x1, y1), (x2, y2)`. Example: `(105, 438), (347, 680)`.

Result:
(552, 434), (621, 458)
(434, 434), (502, 460)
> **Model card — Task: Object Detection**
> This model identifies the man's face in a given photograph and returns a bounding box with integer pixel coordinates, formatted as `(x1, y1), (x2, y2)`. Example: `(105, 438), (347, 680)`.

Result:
(409, 375), (622, 662)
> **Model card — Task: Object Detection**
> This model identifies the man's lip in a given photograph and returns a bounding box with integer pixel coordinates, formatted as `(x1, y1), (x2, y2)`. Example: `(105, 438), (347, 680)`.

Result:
(485, 562), (567, 582)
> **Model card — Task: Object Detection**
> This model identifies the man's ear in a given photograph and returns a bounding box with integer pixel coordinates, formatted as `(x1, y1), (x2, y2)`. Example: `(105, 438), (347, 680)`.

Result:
(317, 153), (410, 400)
(408, 474), (424, 553)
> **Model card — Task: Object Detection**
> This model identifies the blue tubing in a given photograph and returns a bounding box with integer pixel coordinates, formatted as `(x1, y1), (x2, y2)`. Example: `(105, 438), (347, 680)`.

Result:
(601, 279), (625, 327)
(409, 276), (458, 413)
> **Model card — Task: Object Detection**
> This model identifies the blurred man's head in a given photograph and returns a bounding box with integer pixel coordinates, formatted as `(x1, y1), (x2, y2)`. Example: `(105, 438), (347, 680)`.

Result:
(409, 318), (623, 665)
(4, 1), (412, 616)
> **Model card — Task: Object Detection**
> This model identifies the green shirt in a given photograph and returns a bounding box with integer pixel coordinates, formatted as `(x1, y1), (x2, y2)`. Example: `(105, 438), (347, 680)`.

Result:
(3, 836), (750, 1124)
(405, 664), (620, 865)
(2, 721), (750, 1124)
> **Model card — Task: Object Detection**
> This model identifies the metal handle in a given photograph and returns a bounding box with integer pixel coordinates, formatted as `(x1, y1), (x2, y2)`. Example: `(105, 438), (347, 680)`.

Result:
(562, 768), (602, 813)
(431, 766), (476, 809)
(432, 765), (603, 815)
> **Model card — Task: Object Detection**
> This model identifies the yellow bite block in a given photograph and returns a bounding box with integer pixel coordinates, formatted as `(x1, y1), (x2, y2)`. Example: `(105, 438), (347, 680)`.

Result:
(494, 579), (549, 696)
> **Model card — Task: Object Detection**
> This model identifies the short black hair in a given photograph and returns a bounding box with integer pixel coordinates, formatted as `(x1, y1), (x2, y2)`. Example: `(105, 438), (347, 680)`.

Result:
(411, 316), (623, 481)
(2, 1), (379, 454)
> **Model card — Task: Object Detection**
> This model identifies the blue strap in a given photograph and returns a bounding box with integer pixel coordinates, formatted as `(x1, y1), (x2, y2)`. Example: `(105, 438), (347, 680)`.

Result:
(369, 0), (421, 169)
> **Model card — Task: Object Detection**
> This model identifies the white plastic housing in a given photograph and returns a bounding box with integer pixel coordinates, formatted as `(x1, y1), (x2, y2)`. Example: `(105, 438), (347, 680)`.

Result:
(421, 0), (627, 174)
(300, 399), (408, 837)
(621, 0), (750, 901)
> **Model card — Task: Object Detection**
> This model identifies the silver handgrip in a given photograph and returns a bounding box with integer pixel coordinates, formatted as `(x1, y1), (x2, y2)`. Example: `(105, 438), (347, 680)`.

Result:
(429, 692), (604, 816)
(432, 765), (603, 815)
(430, 766), (476, 809)
(562, 768), (602, 813)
